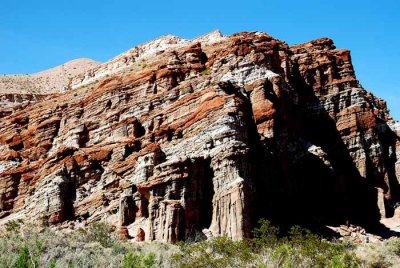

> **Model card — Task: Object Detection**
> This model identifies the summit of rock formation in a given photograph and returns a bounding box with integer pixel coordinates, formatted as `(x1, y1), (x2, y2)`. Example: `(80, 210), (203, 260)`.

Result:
(0, 31), (399, 243)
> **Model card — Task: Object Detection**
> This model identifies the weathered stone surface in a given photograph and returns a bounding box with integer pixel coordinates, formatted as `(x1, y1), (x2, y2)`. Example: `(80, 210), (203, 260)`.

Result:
(0, 31), (398, 242)
(329, 224), (383, 244)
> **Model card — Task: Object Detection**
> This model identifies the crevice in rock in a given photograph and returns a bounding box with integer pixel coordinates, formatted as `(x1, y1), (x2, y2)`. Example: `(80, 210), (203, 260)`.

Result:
(166, 127), (174, 142)
(64, 175), (77, 221)
(139, 193), (149, 218)
(0, 173), (21, 212)
(124, 140), (141, 158)
(58, 160), (80, 222)
(105, 99), (112, 110)
(217, 80), (238, 95)
(9, 140), (24, 151)
(263, 79), (279, 104)
(184, 157), (215, 242)
(200, 52), (208, 64)
(133, 120), (145, 138)
(78, 125), (90, 148)
(120, 195), (136, 226)
(198, 158), (214, 229)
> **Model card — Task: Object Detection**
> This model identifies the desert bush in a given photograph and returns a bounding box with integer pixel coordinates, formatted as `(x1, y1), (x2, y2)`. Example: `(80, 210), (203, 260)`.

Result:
(2, 219), (397, 267)
(0, 224), (174, 268)
(387, 238), (400, 256)
(122, 250), (157, 268)
(264, 222), (360, 268)
(356, 237), (400, 268)
(172, 219), (361, 268)
(252, 218), (279, 247)
(172, 236), (257, 268)
(79, 222), (114, 247)
(5, 219), (24, 233)
(14, 243), (41, 268)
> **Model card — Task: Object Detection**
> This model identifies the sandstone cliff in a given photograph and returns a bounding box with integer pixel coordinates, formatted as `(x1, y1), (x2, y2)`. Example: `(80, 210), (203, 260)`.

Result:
(0, 31), (398, 242)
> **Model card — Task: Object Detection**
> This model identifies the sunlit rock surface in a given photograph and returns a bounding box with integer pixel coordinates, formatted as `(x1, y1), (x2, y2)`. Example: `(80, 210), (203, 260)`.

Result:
(0, 31), (398, 242)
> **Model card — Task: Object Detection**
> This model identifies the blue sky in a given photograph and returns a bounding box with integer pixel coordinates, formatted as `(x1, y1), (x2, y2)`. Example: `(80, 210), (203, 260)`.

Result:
(1, 0), (399, 118)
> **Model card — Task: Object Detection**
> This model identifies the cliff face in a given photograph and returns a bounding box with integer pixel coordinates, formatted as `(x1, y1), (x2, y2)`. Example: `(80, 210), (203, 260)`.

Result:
(0, 31), (398, 242)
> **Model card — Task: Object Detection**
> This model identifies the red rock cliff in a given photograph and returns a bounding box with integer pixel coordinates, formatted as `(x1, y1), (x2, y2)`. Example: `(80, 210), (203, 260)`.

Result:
(0, 31), (398, 242)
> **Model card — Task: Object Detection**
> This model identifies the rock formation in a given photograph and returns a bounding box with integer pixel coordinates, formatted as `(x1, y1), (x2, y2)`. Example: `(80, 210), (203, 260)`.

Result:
(0, 30), (398, 243)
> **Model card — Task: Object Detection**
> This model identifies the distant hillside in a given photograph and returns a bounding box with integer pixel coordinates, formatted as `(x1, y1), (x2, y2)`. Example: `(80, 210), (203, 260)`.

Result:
(0, 58), (100, 94)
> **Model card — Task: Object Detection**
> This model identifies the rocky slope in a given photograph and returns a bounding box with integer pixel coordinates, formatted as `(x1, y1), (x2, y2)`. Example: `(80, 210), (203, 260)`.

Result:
(0, 58), (100, 118)
(0, 31), (398, 243)
(0, 58), (100, 94)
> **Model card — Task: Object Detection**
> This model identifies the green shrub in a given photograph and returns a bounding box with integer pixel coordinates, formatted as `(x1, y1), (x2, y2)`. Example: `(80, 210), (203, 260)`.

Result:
(269, 224), (360, 268)
(252, 218), (279, 247)
(49, 258), (57, 268)
(14, 244), (39, 268)
(172, 236), (257, 268)
(0, 219), (385, 267)
(172, 219), (361, 268)
(5, 219), (24, 233)
(122, 250), (157, 268)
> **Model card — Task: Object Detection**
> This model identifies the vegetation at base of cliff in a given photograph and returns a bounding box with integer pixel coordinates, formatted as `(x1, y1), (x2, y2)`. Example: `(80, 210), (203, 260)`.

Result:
(0, 221), (168, 268)
(0, 219), (399, 268)
(172, 219), (360, 268)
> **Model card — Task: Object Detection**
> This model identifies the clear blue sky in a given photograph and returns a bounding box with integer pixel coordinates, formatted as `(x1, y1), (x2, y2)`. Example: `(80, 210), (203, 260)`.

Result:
(1, 0), (399, 118)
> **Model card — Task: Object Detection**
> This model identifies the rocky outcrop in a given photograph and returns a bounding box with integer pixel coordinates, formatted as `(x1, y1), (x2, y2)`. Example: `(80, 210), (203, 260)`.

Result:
(329, 224), (383, 243)
(0, 31), (398, 242)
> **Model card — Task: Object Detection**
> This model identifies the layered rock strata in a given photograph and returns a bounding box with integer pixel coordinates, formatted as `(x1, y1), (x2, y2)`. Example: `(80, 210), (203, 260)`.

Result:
(0, 31), (398, 242)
